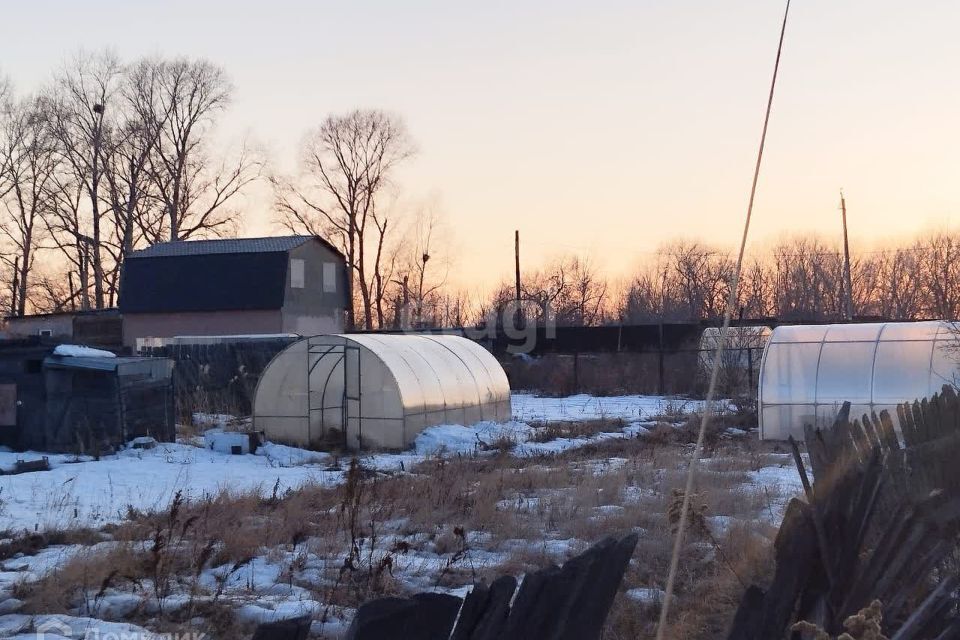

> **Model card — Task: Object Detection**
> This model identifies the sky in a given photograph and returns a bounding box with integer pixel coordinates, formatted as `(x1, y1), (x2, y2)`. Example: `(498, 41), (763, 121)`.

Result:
(3, 1), (959, 291)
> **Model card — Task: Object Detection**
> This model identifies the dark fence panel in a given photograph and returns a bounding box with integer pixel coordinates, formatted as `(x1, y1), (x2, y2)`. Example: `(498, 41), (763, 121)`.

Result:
(142, 337), (298, 418)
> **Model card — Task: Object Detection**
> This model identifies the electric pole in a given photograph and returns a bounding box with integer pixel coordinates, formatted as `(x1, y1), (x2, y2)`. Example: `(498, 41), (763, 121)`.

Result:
(514, 230), (523, 329)
(840, 190), (854, 321)
(514, 230), (521, 304)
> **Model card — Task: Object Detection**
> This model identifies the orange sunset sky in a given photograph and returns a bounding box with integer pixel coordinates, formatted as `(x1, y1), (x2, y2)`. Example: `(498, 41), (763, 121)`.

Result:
(4, 0), (959, 290)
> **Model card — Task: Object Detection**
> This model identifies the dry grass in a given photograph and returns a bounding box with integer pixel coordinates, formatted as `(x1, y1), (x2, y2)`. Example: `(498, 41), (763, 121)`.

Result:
(11, 433), (792, 639)
(526, 417), (628, 443)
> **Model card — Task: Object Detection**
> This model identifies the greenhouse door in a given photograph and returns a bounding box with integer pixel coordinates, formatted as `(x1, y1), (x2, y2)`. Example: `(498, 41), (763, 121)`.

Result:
(343, 346), (362, 449)
(308, 340), (362, 448)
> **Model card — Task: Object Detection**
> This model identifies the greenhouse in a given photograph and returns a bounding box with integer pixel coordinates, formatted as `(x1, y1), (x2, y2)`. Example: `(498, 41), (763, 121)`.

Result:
(759, 321), (960, 440)
(253, 333), (511, 450)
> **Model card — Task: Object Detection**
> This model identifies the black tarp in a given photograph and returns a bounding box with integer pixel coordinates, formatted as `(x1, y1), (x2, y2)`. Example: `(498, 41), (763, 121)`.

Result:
(140, 337), (298, 417)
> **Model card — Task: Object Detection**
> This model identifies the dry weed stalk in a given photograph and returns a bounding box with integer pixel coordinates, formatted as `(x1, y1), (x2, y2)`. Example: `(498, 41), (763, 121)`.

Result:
(791, 600), (887, 640)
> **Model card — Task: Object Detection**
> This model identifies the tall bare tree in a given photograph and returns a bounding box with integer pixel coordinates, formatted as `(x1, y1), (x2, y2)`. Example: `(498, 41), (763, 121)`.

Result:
(0, 97), (57, 315)
(147, 58), (260, 242)
(273, 109), (413, 329)
(102, 58), (165, 305)
(45, 51), (122, 309)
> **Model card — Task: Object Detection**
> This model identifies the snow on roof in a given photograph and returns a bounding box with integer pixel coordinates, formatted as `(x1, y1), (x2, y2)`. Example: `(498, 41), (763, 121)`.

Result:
(52, 345), (116, 358)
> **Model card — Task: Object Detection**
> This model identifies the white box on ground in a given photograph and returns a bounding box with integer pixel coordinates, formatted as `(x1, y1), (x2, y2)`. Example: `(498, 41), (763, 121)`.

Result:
(204, 430), (252, 455)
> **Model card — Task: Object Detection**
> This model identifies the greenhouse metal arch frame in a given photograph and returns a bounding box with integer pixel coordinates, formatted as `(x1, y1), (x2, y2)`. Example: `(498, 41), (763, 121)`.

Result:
(253, 333), (512, 450)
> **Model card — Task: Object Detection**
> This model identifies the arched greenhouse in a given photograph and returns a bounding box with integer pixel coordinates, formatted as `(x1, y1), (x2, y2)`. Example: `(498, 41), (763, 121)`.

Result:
(759, 321), (960, 440)
(253, 334), (511, 450)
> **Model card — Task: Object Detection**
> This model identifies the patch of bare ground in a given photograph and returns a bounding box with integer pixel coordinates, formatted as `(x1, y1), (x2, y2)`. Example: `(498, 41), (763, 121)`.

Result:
(12, 432), (795, 639)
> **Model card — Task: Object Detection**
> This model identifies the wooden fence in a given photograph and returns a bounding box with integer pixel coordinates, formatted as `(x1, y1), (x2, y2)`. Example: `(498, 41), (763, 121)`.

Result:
(728, 385), (960, 638)
(344, 533), (638, 640)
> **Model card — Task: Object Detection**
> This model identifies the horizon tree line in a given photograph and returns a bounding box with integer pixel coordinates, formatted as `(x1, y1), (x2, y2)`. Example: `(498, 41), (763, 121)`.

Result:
(3, 51), (960, 330)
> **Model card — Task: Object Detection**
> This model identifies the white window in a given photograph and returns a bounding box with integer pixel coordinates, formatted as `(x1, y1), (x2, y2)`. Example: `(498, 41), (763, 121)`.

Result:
(38, 329), (52, 337)
(290, 259), (305, 289)
(323, 262), (336, 293)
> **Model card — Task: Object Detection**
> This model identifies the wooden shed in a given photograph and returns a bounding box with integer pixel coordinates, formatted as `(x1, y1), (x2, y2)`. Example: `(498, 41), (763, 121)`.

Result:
(0, 338), (174, 453)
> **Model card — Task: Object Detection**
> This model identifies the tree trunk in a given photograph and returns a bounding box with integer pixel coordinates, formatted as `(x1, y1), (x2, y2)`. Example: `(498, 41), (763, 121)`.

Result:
(346, 231), (356, 331)
(16, 242), (30, 316)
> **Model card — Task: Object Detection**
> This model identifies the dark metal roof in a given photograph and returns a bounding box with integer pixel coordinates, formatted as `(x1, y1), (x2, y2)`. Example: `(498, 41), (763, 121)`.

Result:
(127, 236), (315, 259)
(119, 251), (290, 313)
(119, 235), (345, 314)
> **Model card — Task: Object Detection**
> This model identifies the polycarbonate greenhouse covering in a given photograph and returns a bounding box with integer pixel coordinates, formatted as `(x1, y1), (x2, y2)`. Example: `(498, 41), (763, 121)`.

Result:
(253, 334), (511, 450)
(759, 321), (960, 440)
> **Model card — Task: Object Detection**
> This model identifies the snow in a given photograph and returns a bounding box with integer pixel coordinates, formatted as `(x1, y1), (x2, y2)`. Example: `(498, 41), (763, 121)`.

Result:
(626, 587), (668, 604)
(0, 392), (803, 639)
(414, 421), (533, 455)
(0, 451), (92, 474)
(0, 543), (116, 581)
(511, 393), (705, 423)
(0, 393), (709, 533)
(199, 556), (285, 594)
(1, 613), (160, 640)
(0, 614), (32, 636)
(234, 599), (323, 624)
(745, 459), (806, 524)
(258, 442), (331, 467)
(0, 443), (342, 533)
(512, 430), (634, 457)
(748, 459), (805, 493)
(51, 345), (116, 358)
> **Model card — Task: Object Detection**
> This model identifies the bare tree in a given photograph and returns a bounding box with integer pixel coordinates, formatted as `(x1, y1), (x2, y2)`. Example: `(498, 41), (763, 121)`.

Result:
(619, 241), (732, 322)
(147, 57), (260, 242)
(738, 257), (774, 317)
(392, 206), (451, 328)
(0, 75), (13, 314)
(31, 271), (76, 314)
(917, 232), (960, 319)
(563, 256), (609, 326)
(273, 109), (414, 329)
(0, 97), (57, 315)
(45, 51), (123, 309)
(101, 58), (165, 305)
(876, 247), (922, 319)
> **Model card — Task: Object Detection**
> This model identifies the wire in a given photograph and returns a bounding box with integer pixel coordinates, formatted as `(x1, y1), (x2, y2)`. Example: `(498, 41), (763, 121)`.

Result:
(655, 1), (793, 636)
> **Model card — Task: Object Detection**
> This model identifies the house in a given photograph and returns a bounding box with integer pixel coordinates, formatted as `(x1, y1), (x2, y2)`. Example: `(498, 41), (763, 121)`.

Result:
(0, 337), (174, 452)
(119, 236), (348, 347)
(3, 309), (123, 347)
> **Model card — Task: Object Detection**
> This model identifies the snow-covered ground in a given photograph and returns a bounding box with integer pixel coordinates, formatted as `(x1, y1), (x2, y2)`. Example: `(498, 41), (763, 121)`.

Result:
(0, 444), (343, 533)
(0, 392), (804, 640)
(0, 393), (704, 533)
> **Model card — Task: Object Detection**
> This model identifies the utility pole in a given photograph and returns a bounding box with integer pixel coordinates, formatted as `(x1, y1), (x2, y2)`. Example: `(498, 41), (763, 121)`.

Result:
(514, 230), (521, 304)
(840, 190), (854, 321)
(514, 229), (523, 330)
